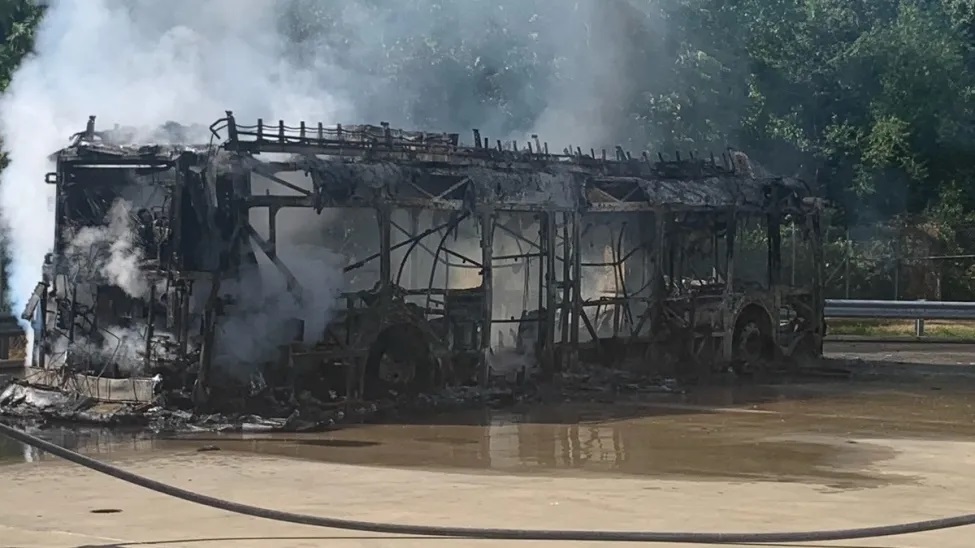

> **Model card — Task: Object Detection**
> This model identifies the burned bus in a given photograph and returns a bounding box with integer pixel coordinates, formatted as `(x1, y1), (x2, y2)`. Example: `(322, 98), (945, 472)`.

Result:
(17, 112), (824, 409)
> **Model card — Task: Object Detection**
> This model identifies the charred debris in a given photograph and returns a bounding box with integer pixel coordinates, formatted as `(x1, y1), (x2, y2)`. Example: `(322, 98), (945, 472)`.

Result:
(1, 112), (826, 430)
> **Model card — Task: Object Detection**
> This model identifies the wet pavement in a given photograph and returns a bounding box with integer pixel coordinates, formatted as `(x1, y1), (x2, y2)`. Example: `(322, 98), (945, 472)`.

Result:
(5, 346), (975, 548)
(4, 378), (975, 490)
(824, 340), (975, 366)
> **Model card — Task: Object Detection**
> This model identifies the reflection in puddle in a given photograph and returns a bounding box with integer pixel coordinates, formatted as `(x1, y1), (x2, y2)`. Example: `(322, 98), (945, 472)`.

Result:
(0, 427), (160, 465)
(2, 381), (975, 489)
(166, 411), (896, 488)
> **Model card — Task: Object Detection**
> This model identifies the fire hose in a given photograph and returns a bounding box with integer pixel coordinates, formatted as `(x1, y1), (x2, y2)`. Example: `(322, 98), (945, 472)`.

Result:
(2, 420), (974, 544)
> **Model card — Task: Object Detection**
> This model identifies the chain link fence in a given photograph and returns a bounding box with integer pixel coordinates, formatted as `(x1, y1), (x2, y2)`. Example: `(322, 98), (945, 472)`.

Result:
(812, 218), (975, 302)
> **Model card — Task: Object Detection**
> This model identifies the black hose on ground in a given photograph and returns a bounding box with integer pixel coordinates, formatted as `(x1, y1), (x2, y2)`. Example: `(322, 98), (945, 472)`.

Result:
(1, 420), (973, 544)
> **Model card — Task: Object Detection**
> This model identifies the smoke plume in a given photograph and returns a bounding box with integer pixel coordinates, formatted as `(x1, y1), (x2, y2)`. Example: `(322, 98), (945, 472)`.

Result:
(216, 172), (347, 375)
(64, 199), (148, 299)
(51, 324), (164, 377)
(0, 0), (649, 363)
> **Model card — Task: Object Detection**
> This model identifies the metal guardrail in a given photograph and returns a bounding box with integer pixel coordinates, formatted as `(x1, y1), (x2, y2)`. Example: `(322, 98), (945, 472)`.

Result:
(825, 299), (975, 320)
(825, 299), (975, 337)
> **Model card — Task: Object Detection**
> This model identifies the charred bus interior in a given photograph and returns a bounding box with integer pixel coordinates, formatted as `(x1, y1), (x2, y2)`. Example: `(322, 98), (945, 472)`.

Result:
(20, 112), (825, 413)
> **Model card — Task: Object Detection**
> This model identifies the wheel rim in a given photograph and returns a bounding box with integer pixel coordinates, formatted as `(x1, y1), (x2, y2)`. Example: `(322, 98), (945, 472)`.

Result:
(736, 321), (765, 364)
(378, 352), (417, 386)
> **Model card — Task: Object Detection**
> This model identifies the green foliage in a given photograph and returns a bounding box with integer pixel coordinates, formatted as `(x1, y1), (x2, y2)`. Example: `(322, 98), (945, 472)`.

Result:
(0, 0), (40, 92)
(0, 0), (40, 170)
(655, 0), (975, 223)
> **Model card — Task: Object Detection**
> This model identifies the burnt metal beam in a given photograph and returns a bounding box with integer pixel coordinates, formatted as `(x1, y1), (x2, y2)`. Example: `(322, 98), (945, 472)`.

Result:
(246, 195), (315, 209)
(587, 187), (624, 204)
(268, 206), (279, 255)
(536, 223), (545, 349)
(390, 218), (480, 268)
(378, 206), (392, 300)
(479, 210), (494, 384)
(494, 252), (543, 261)
(612, 224), (635, 328)
(543, 212), (557, 373)
(242, 159), (312, 196)
(243, 223), (305, 304)
(559, 213), (571, 353)
(194, 224), (244, 407)
(408, 211), (422, 288)
(144, 283), (155, 372)
(345, 217), (458, 273)
(244, 195), (465, 212)
(433, 176), (471, 200)
(494, 222), (542, 251)
(570, 212), (582, 366)
(404, 178), (436, 199)
(579, 308), (600, 347)
(58, 158), (177, 168)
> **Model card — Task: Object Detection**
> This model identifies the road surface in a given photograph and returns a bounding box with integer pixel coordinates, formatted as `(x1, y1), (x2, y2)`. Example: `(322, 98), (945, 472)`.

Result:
(0, 341), (974, 547)
(825, 340), (975, 366)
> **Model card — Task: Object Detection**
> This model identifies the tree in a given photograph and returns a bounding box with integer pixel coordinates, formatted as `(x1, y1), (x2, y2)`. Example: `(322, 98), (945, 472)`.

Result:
(0, 0), (41, 92)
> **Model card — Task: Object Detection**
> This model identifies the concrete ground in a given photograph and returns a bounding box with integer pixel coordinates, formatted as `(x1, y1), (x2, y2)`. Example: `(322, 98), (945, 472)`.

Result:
(0, 416), (975, 548)
(824, 340), (975, 366)
(2, 437), (975, 548)
(3, 342), (975, 548)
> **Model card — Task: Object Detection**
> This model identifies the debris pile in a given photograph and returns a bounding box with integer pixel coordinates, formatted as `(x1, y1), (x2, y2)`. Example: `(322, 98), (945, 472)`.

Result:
(0, 375), (524, 432)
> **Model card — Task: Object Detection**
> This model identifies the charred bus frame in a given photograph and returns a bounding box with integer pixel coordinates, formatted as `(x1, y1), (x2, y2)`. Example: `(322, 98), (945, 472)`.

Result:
(22, 112), (825, 407)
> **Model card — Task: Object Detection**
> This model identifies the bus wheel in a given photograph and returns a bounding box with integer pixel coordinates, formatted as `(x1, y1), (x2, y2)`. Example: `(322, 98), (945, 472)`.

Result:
(731, 311), (773, 375)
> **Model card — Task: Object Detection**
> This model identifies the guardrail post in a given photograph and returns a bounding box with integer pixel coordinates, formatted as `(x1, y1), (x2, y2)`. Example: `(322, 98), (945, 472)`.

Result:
(915, 299), (925, 337)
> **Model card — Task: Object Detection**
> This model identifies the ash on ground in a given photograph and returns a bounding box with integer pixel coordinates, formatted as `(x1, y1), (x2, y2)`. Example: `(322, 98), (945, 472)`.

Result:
(0, 361), (695, 434)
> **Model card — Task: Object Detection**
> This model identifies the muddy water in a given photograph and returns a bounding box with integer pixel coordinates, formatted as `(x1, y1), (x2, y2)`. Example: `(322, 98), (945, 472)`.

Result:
(171, 409), (897, 489)
(3, 380), (975, 488)
(0, 426), (159, 465)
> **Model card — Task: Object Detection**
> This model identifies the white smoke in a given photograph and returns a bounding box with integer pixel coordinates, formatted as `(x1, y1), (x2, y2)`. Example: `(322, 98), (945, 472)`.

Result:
(214, 242), (345, 374)
(51, 324), (169, 377)
(0, 0), (647, 367)
(64, 199), (148, 298)
(208, 171), (347, 376)
(0, 0), (354, 318)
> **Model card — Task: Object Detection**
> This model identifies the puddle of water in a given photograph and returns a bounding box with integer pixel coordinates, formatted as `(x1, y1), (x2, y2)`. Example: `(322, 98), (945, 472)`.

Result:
(0, 426), (161, 465)
(167, 411), (896, 488)
(2, 381), (974, 488)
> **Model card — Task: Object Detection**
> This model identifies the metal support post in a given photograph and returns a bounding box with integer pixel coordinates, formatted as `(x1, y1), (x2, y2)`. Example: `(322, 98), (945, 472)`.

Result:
(479, 210), (494, 384)
(268, 206), (278, 254)
(767, 208), (782, 287)
(377, 206), (392, 301)
(37, 286), (47, 368)
(194, 274), (222, 410)
(569, 212), (582, 368)
(536, 217), (545, 334)
(560, 213), (571, 358)
(67, 284), (77, 343)
(229, 165), (252, 279)
(409, 209), (421, 289)
(544, 213), (558, 374)
(810, 214), (825, 352)
(144, 282), (155, 372)
(178, 281), (191, 358)
(915, 299), (926, 337)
